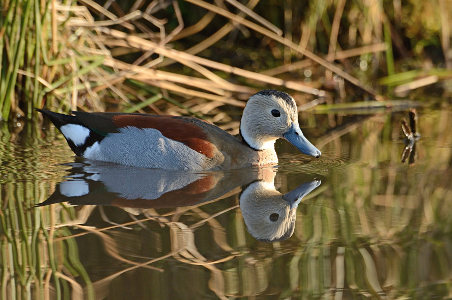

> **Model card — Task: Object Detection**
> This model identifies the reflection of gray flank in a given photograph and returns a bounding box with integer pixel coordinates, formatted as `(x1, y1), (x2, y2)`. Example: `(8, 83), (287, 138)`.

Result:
(83, 164), (204, 200)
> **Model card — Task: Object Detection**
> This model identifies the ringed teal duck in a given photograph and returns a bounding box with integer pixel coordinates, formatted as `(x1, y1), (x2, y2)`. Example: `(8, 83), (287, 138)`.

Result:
(38, 90), (321, 170)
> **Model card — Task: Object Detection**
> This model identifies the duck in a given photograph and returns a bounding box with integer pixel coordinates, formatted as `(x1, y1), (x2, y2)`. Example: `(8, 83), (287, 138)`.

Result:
(38, 90), (321, 170)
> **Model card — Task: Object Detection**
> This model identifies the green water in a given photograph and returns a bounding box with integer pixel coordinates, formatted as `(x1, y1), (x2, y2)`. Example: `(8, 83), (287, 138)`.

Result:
(1, 105), (452, 299)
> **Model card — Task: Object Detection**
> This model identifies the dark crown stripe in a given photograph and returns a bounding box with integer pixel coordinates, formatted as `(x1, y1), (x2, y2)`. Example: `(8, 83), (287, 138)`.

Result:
(254, 90), (296, 109)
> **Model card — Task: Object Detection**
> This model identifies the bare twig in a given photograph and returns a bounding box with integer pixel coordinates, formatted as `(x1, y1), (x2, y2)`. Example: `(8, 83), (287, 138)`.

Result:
(224, 0), (282, 36)
(263, 43), (387, 76)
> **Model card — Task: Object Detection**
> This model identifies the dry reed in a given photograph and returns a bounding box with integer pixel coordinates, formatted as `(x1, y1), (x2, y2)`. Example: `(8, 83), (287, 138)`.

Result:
(3, 0), (449, 122)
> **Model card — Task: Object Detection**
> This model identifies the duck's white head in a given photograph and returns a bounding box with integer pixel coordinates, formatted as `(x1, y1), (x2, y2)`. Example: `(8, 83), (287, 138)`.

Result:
(240, 90), (321, 158)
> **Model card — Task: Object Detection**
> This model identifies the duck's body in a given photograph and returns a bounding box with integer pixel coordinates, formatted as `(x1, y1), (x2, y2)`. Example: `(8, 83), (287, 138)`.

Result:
(39, 90), (321, 170)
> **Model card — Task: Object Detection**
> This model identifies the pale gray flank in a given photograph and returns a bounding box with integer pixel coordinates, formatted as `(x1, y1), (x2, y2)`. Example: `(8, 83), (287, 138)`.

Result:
(81, 164), (205, 200)
(83, 127), (210, 170)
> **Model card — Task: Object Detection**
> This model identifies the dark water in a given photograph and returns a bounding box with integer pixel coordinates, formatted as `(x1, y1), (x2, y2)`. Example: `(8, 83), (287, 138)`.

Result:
(1, 105), (452, 299)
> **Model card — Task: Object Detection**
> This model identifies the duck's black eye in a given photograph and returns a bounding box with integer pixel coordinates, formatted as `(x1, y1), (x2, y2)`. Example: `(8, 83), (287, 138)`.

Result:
(269, 213), (279, 222)
(271, 109), (280, 117)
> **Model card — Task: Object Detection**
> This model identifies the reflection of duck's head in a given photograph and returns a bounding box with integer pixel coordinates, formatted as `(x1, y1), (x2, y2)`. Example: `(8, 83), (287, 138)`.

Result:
(239, 179), (321, 242)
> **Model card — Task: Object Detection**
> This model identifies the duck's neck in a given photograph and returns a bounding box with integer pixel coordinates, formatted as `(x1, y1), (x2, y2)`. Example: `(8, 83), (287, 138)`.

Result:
(240, 124), (276, 151)
(255, 148), (278, 166)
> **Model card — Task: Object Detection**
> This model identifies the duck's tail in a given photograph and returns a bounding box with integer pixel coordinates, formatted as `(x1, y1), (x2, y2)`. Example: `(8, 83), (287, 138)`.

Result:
(38, 109), (103, 156)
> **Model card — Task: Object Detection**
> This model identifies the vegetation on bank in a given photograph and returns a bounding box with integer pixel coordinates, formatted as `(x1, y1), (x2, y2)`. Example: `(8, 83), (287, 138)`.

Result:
(1, 0), (451, 121)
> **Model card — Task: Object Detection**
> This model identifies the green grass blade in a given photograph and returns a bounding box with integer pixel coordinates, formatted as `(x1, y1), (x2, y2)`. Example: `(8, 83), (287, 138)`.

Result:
(124, 93), (162, 113)
(1, 0), (33, 120)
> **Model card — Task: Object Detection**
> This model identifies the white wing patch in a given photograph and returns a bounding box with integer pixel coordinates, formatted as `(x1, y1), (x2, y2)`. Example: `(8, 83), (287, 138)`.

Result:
(60, 124), (90, 146)
(59, 180), (89, 197)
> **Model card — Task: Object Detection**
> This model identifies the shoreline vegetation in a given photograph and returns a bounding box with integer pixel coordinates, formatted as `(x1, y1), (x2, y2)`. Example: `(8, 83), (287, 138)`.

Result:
(1, 0), (451, 122)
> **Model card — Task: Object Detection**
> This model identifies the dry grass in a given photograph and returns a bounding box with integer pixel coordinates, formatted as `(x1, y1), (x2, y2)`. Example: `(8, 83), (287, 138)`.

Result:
(4, 0), (450, 122)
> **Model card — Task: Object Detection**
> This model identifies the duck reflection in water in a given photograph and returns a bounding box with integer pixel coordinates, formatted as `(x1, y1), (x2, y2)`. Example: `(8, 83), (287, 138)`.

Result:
(240, 174), (321, 242)
(39, 161), (266, 208)
(39, 161), (321, 242)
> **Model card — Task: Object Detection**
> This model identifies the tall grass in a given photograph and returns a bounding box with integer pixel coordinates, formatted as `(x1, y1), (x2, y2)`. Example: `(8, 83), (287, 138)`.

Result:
(0, 0), (107, 120)
(1, 0), (451, 121)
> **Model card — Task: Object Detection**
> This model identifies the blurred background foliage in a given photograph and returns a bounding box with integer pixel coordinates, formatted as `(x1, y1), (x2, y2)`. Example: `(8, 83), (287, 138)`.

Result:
(1, 0), (451, 122)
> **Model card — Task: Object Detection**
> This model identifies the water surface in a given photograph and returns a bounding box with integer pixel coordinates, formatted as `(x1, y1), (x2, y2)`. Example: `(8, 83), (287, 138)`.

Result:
(1, 106), (451, 299)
